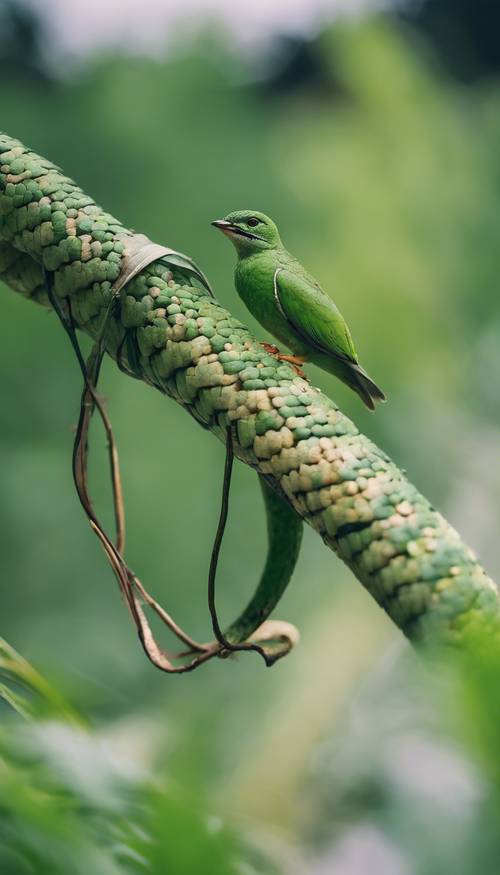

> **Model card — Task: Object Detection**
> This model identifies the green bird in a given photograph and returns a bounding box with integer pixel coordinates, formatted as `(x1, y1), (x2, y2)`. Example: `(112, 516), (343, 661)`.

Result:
(212, 210), (386, 410)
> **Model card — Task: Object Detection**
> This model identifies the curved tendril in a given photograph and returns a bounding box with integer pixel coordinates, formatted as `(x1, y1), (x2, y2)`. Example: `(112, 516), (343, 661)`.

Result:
(44, 269), (211, 671)
(223, 476), (302, 659)
(207, 426), (284, 666)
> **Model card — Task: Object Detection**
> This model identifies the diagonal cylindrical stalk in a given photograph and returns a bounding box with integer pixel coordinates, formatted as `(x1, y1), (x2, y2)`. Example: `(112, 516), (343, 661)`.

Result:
(0, 132), (498, 644)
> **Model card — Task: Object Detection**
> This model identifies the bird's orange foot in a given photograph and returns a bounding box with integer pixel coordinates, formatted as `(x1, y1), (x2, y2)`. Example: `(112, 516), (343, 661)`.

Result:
(261, 342), (280, 355)
(276, 354), (307, 378)
(260, 344), (307, 378)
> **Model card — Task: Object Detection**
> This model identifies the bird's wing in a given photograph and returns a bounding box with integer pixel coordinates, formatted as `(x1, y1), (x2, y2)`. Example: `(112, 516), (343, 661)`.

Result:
(274, 268), (358, 363)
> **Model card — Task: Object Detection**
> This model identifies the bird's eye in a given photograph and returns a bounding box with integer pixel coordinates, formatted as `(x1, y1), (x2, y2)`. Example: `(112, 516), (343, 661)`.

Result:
(247, 217), (260, 228)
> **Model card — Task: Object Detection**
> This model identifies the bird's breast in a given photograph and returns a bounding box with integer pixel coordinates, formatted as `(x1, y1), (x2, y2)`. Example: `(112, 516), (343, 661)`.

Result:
(235, 257), (274, 318)
(235, 256), (306, 354)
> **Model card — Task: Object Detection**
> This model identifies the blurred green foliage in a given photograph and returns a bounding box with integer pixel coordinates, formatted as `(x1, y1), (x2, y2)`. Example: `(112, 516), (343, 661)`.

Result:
(0, 4), (500, 872)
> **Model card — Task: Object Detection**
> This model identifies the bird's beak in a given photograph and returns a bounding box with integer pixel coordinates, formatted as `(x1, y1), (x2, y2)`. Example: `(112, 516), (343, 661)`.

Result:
(211, 219), (233, 233)
(211, 219), (264, 241)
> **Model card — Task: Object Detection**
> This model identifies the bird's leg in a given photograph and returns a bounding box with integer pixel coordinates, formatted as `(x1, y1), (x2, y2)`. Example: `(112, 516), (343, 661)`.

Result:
(261, 342), (280, 355)
(260, 342), (307, 378)
(276, 354), (307, 378)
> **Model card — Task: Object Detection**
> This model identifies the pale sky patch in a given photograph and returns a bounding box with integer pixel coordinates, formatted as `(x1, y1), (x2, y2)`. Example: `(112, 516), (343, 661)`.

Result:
(24, 0), (385, 60)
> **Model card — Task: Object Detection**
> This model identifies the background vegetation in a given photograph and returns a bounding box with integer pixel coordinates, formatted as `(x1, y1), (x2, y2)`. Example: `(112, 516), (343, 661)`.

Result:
(1, 1), (499, 871)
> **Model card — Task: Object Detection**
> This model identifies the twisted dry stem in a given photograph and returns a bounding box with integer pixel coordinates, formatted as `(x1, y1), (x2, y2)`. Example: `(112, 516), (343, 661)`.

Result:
(0, 132), (499, 648)
(44, 270), (215, 673)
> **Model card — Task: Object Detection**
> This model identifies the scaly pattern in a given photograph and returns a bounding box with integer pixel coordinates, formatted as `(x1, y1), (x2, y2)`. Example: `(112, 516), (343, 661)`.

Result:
(0, 132), (498, 644)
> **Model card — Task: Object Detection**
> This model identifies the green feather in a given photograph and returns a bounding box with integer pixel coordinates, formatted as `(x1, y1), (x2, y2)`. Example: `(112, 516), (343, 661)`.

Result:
(273, 267), (357, 363)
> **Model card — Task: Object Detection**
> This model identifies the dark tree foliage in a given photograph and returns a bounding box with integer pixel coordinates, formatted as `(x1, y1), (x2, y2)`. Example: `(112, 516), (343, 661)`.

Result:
(257, 34), (349, 101)
(0, 0), (50, 82)
(399, 0), (500, 83)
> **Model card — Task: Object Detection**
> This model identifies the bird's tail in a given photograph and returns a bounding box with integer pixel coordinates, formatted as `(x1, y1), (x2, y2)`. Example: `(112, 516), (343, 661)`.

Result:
(345, 362), (386, 411)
